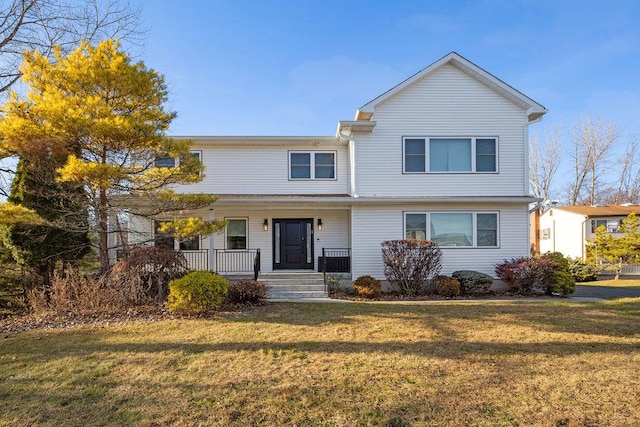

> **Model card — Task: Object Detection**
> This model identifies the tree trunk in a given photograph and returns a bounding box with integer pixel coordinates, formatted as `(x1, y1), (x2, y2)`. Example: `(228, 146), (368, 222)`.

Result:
(99, 188), (110, 274)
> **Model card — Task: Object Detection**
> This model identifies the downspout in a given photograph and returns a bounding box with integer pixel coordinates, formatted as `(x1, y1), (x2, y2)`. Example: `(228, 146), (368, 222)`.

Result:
(581, 216), (588, 261)
(337, 129), (357, 198)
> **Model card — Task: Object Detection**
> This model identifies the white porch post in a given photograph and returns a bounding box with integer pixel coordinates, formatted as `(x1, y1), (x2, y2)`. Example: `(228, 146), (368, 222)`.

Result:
(209, 208), (215, 272)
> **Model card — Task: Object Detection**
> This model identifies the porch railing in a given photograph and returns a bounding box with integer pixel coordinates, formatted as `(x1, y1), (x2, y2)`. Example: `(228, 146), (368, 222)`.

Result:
(320, 247), (351, 290)
(181, 250), (209, 271)
(214, 249), (261, 279)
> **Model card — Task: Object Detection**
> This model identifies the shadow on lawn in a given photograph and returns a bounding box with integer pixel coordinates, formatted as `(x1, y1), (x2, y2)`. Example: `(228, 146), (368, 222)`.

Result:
(227, 299), (640, 338)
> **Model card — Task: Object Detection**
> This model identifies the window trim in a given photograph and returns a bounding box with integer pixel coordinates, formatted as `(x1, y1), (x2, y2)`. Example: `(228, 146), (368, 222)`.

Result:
(225, 217), (249, 250)
(402, 136), (498, 174)
(288, 150), (337, 181)
(403, 211), (500, 248)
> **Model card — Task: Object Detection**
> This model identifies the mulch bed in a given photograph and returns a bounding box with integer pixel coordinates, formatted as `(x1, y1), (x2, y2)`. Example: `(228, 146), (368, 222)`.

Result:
(329, 290), (559, 302)
(0, 303), (261, 336)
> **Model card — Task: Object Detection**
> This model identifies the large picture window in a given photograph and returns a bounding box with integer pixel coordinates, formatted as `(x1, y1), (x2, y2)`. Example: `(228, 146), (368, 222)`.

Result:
(404, 212), (499, 247)
(289, 151), (336, 180)
(226, 218), (248, 249)
(403, 137), (497, 173)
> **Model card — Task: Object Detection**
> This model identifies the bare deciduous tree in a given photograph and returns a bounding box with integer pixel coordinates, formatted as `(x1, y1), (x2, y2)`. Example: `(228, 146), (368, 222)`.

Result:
(565, 117), (618, 206)
(612, 135), (640, 205)
(529, 126), (562, 203)
(0, 0), (143, 94)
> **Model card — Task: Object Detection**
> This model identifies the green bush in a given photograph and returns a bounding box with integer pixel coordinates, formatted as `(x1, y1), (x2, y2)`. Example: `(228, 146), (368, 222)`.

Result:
(568, 258), (599, 282)
(436, 275), (461, 298)
(352, 275), (381, 299)
(166, 271), (229, 314)
(541, 252), (576, 295)
(226, 279), (268, 305)
(451, 270), (494, 295)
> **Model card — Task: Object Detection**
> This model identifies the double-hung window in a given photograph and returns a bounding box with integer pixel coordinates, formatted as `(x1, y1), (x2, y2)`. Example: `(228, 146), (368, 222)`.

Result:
(289, 152), (336, 180)
(403, 137), (497, 173)
(404, 212), (499, 247)
(226, 218), (248, 250)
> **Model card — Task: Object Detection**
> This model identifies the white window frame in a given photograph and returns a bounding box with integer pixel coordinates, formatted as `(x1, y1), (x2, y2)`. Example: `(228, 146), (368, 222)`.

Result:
(288, 151), (337, 180)
(403, 211), (500, 248)
(402, 137), (498, 173)
(225, 217), (248, 250)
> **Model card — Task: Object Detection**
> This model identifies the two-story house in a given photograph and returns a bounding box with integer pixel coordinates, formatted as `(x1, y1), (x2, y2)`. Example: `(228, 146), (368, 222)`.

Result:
(121, 52), (546, 291)
(539, 205), (640, 260)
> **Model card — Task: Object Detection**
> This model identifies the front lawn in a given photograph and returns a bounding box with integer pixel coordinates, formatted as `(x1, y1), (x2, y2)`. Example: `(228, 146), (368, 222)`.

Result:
(1, 300), (640, 426)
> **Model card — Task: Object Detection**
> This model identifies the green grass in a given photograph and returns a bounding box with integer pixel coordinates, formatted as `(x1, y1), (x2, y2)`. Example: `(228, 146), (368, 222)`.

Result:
(1, 300), (640, 426)
(579, 278), (640, 288)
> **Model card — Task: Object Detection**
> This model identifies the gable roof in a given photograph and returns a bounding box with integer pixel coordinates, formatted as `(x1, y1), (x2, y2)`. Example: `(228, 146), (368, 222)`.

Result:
(355, 52), (547, 123)
(553, 205), (640, 217)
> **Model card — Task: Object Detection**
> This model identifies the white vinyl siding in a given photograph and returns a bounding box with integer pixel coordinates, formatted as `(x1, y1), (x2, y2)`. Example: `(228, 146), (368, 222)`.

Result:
(351, 204), (529, 279)
(354, 63), (529, 197)
(172, 144), (348, 195)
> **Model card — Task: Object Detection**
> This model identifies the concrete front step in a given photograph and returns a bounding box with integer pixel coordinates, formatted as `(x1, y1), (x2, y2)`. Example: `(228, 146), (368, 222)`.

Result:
(259, 272), (327, 299)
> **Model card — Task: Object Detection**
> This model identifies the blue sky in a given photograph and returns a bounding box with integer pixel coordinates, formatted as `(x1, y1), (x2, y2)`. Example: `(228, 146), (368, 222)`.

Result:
(139, 0), (640, 138)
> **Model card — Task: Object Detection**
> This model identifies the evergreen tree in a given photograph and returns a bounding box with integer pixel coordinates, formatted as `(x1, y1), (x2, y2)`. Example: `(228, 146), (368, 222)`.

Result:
(0, 40), (223, 273)
(7, 157), (90, 285)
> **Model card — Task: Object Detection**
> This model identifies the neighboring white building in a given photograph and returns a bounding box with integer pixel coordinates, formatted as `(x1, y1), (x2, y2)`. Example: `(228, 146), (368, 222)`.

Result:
(122, 52), (546, 280)
(539, 205), (640, 260)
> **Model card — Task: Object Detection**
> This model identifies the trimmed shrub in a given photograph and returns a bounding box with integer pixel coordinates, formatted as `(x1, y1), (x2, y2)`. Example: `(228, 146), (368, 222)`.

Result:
(495, 257), (555, 295)
(166, 271), (229, 314)
(541, 252), (576, 295)
(451, 270), (494, 295)
(381, 240), (442, 296)
(436, 275), (461, 298)
(568, 258), (599, 282)
(352, 275), (381, 299)
(226, 279), (268, 305)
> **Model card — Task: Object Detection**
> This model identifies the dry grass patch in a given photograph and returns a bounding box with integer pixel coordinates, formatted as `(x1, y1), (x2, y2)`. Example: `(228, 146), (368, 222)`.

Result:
(1, 300), (640, 426)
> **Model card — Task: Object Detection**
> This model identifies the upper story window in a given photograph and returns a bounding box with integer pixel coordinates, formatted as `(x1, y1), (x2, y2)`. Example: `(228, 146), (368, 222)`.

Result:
(591, 219), (620, 233)
(155, 150), (202, 169)
(404, 211), (499, 247)
(403, 137), (497, 173)
(289, 151), (336, 180)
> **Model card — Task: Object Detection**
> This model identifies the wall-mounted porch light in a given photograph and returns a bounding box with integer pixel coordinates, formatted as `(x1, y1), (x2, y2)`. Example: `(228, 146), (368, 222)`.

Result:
(317, 218), (323, 232)
(263, 219), (269, 232)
